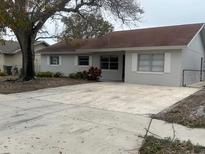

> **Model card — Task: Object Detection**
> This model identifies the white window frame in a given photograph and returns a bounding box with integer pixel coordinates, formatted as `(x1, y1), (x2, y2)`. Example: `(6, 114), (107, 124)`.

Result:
(48, 55), (61, 66)
(100, 55), (119, 70)
(132, 52), (171, 74)
(137, 53), (165, 73)
(77, 55), (90, 67)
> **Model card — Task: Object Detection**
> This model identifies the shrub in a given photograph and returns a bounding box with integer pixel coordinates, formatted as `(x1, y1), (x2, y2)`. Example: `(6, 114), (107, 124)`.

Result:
(0, 72), (6, 76)
(69, 71), (87, 79)
(76, 71), (87, 79)
(36, 72), (53, 78)
(53, 72), (64, 78)
(0, 70), (6, 76)
(69, 67), (101, 81)
(69, 73), (77, 79)
(86, 67), (102, 81)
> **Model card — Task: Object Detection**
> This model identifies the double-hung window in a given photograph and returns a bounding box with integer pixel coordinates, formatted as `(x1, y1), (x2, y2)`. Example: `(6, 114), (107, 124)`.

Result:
(100, 56), (119, 70)
(78, 56), (89, 66)
(50, 56), (60, 65)
(138, 53), (164, 72)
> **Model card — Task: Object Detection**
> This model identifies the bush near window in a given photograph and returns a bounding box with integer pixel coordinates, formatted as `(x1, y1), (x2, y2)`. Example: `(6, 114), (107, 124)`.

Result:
(0, 70), (6, 76)
(86, 67), (102, 81)
(69, 71), (88, 80)
(53, 72), (64, 78)
(36, 72), (54, 78)
(69, 67), (102, 81)
(36, 72), (65, 78)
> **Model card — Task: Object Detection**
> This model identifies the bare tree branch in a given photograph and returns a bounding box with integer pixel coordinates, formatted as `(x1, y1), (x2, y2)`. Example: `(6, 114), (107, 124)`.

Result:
(0, 0), (143, 81)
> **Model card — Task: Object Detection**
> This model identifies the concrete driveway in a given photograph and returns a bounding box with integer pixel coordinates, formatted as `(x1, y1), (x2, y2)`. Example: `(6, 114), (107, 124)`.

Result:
(0, 82), (199, 154)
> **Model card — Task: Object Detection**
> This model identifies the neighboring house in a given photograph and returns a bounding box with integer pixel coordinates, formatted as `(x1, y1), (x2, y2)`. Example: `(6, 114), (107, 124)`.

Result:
(39, 23), (205, 86)
(0, 41), (49, 74)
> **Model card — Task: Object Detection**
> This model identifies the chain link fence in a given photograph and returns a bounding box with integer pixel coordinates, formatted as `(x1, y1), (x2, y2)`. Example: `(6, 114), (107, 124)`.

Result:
(182, 69), (205, 87)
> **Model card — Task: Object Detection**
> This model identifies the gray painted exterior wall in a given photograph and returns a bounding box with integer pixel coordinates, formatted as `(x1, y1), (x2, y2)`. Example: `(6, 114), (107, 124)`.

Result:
(40, 52), (124, 81)
(124, 30), (205, 86)
(124, 50), (182, 86)
(181, 33), (205, 86)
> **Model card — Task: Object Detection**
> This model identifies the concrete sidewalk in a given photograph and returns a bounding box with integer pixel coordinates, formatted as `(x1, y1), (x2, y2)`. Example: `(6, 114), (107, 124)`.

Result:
(149, 119), (205, 147)
(0, 83), (203, 154)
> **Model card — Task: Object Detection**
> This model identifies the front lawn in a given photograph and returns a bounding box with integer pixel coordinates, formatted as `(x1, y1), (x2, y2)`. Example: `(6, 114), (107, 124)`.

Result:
(139, 136), (205, 154)
(152, 89), (205, 128)
(0, 77), (91, 94)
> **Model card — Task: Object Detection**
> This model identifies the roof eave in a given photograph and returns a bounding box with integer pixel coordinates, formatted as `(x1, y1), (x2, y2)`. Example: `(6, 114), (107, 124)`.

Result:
(40, 45), (186, 55)
(76, 45), (186, 52)
(1, 52), (16, 55)
(12, 41), (50, 54)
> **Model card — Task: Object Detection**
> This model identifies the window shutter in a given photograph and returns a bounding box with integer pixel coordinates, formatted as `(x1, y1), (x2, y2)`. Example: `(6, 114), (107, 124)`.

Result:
(132, 53), (138, 72)
(74, 56), (78, 66)
(47, 56), (50, 65)
(164, 52), (171, 73)
(89, 56), (92, 66)
(59, 56), (62, 65)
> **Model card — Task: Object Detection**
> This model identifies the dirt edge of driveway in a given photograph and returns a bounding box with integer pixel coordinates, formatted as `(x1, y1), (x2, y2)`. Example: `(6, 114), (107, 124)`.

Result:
(0, 77), (92, 94)
(139, 136), (205, 154)
(152, 89), (205, 128)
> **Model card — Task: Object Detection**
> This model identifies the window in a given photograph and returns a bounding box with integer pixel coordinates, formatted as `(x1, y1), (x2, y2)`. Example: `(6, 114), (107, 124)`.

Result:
(78, 56), (89, 66)
(138, 53), (164, 72)
(50, 56), (60, 65)
(100, 56), (119, 70)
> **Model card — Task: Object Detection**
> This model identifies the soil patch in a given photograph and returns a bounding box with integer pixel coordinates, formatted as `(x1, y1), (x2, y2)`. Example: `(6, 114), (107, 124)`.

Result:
(139, 136), (205, 154)
(0, 77), (92, 94)
(153, 89), (205, 128)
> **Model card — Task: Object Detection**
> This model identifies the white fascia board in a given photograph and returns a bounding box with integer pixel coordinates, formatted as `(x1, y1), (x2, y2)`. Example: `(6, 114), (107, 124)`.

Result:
(187, 24), (205, 47)
(40, 45), (185, 55)
(35, 41), (50, 46)
(76, 46), (185, 52)
(13, 49), (21, 54)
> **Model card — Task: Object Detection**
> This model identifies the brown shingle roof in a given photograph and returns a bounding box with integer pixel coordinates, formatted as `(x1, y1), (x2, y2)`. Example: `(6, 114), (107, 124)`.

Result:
(40, 23), (204, 53)
(0, 41), (49, 54)
(0, 41), (20, 54)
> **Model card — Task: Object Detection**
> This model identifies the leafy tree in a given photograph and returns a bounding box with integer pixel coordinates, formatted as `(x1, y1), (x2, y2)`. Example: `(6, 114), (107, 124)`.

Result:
(0, 28), (5, 43)
(61, 13), (114, 39)
(0, 0), (143, 81)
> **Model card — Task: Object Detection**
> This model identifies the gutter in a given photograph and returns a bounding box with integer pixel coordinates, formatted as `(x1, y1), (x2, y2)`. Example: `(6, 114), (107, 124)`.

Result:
(76, 45), (186, 52)
(40, 45), (186, 55)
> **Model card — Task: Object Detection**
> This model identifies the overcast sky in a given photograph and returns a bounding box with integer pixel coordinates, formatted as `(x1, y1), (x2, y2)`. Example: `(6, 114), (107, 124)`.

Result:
(44, 0), (205, 44)
(138, 0), (205, 27)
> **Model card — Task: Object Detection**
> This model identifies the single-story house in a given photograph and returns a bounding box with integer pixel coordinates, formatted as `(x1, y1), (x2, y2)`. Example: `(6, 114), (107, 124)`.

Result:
(39, 23), (205, 86)
(0, 41), (49, 74)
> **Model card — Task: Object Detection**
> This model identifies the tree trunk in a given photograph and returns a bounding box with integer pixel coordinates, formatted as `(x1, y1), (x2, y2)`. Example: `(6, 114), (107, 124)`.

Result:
(17, 33), (35, 81)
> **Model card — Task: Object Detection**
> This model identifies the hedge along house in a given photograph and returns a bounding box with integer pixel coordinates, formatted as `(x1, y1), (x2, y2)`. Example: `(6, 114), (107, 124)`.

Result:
(39, 23), (205, 86)
(0, 41), (49, 75)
